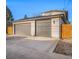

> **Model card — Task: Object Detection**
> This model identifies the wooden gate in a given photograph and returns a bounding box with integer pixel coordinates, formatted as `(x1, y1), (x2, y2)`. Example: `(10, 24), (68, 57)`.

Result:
(7, 26), (13, 35)
(61, 24), (72, 39)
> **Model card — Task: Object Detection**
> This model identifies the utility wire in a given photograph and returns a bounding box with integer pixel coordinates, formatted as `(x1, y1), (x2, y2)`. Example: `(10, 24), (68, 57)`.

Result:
(63, 0), (70, 10)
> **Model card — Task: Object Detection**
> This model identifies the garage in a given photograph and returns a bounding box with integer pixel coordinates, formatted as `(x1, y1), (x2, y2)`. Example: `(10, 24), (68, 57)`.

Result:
(14, 23), (31, 36)
(36, 19), (51, 37)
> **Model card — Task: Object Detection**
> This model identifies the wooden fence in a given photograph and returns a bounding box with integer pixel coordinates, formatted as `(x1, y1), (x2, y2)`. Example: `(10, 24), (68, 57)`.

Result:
(7, 26), (13, 35)
(61, 24), (72, 39)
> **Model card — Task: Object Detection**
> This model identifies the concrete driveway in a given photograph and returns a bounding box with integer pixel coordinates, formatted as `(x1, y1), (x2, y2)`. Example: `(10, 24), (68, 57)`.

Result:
(6, 36), (71, 59)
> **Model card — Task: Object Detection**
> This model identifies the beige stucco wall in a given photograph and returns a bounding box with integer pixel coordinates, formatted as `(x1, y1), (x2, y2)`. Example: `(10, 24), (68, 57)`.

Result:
(51, 18), (62, 39)
(13, 21), (32, 24)
(31, 21), (35, 36)
(13, 17), (64, 39)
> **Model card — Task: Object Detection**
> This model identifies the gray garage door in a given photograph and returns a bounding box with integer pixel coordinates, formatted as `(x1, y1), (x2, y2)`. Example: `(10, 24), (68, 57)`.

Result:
(36, 19), (51, 37)
(14, 23), (31, 36)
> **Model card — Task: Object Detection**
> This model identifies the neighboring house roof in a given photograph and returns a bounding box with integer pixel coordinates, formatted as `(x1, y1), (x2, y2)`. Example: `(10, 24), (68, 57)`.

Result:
(42, 10), (67, 13)
(13, 14), (69, 24)
(41, 10), (69, 24)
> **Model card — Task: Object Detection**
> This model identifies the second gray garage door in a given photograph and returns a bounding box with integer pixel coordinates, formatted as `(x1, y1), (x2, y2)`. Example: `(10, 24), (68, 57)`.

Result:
(14, 23), (31, 36)
(36, 19), (51, 37)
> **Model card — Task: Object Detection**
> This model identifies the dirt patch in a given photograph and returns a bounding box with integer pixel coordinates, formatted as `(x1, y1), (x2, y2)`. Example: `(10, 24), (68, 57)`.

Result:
(53, 40), (72, 56)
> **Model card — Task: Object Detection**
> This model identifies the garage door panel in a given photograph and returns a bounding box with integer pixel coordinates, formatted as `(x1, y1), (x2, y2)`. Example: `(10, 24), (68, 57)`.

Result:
(36, 20), (51, 37)
(14, 23), (31, 36)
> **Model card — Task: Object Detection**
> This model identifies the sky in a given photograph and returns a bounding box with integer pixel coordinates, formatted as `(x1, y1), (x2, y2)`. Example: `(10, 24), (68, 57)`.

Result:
(7, 0), (72, 22)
